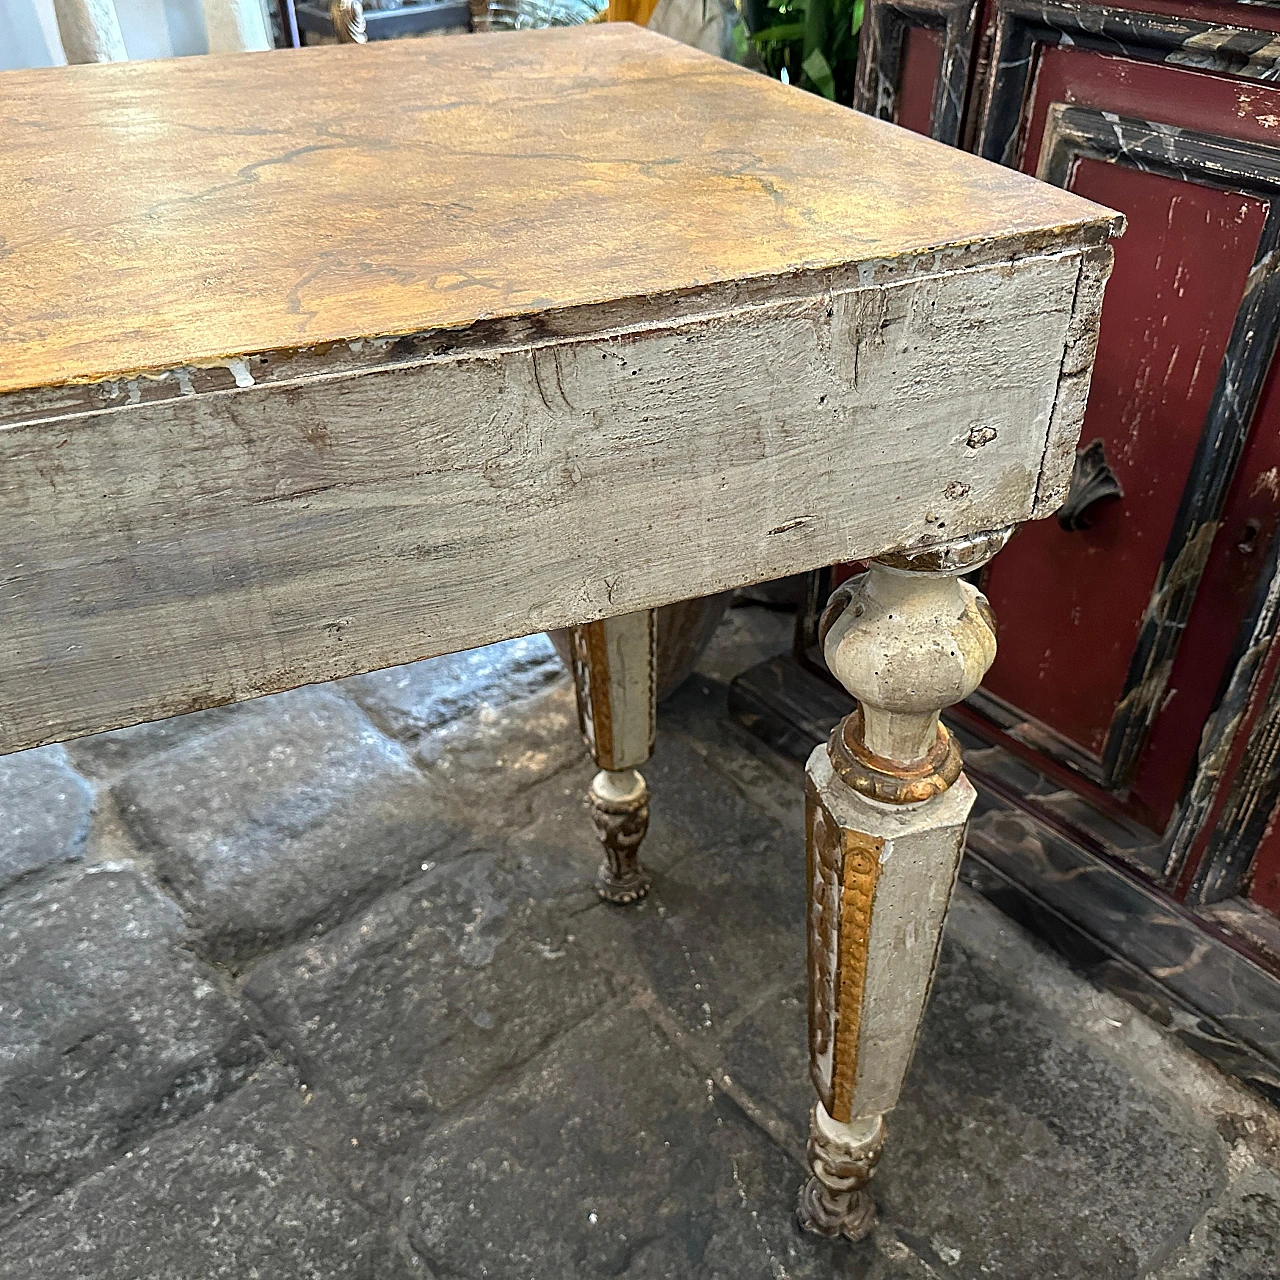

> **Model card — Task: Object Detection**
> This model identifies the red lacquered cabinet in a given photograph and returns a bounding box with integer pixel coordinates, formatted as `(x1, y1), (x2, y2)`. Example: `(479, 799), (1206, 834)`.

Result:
(738, 0), (1280, 1102)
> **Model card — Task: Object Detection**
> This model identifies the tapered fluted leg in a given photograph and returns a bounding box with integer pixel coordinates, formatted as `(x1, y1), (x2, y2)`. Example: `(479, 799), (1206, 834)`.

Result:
(798, 529), (1010, 1241)
(566, 609), (656, 904)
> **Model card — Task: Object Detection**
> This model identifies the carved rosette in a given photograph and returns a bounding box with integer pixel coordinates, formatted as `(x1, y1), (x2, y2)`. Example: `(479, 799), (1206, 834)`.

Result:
(589, 769), (651, 904)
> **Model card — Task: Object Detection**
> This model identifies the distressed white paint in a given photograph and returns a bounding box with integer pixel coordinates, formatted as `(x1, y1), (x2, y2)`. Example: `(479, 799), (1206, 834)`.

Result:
(593, 768), (645, 804)
(1033, 244), (1115, 515)
(0, 250), (1085, 755)
(596, 609), (655, 772)
(808, 747), (976, 1120)
(813, 1101), (881, 1150)
(824, 567), (998, 762)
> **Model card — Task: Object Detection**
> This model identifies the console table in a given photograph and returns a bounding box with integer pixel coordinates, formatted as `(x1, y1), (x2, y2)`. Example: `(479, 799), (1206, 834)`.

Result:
(0, 25), (1119, 1240)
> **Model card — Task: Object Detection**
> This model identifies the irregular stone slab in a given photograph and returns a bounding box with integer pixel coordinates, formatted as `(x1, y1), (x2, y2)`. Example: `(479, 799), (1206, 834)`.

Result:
(572, 730), (806, 1034)
(0, 745), (93, 891)
(243, 846), (607, 1149)
(721, 929), (1227, 1280)
(0, 866), (259, 1224)
(871, 902), (1227, 1279)
(718, 982), (811, 1152)
(1153, 1158), (1280, 1280)
(114, 686), (462, 964)
(65, 702), (252, 782)
(412, 682), (586, 812)
(401, 1002), (910, 1280)
(0, 1071), (411, 1280)
(340, 634), (564, 744)
(691, 602), (794, 688)
(343, 638), (584, 816)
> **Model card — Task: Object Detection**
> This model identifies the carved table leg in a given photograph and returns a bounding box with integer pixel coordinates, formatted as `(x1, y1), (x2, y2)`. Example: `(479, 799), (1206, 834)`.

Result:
(566, 609), (657, 904)
(798, 528), (1011, 1242)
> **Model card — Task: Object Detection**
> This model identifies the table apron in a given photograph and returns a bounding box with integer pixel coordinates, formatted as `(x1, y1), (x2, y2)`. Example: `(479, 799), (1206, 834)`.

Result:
(0, 248), (1095, 753)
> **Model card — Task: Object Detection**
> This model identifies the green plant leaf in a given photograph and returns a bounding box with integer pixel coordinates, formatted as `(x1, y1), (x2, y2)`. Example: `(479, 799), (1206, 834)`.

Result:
(751, 22), (805, 42)
(801, 47), (835, 98)
(801, 0), (829, 60)
(851, 0), (863, 36)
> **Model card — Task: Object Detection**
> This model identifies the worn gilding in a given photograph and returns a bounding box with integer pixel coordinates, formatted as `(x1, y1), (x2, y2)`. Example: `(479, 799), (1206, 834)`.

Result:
(806, 776), (884, 1123)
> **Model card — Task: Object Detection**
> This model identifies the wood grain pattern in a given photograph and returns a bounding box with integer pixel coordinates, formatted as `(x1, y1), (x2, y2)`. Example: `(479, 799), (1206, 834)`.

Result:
(0, 24), (1117, 395)
(1, 249), (1092, 753)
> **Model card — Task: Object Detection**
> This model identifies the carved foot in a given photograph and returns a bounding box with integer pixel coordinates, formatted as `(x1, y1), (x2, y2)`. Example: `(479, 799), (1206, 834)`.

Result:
(797, 1105), (884, 1242)
(588, 768), (651, 904)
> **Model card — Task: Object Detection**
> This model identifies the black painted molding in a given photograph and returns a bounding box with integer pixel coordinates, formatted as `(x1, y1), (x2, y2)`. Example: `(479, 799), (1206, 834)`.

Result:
(854, 0), (980, 144)
(977, 0), (1280, 167)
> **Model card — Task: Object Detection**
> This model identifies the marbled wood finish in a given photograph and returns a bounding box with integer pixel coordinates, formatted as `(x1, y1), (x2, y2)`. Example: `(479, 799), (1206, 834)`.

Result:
(1, 25), (1111, 400)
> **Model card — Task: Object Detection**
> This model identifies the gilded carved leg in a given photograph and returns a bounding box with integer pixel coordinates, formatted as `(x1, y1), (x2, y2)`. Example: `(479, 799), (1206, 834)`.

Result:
(567, 609), (657, 905)
(799, 529), (1010, 1241)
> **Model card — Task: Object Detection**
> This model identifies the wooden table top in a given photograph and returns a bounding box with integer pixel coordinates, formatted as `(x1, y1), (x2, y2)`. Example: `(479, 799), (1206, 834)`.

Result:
(0, 24), (1116, 396)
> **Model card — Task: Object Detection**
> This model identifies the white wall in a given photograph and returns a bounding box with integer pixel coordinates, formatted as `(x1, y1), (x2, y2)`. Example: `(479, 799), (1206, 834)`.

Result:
(0, 0), (272, 69)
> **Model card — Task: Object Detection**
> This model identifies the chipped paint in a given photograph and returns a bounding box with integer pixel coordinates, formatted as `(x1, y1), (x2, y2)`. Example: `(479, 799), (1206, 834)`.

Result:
(1252, 466), (1280, 499)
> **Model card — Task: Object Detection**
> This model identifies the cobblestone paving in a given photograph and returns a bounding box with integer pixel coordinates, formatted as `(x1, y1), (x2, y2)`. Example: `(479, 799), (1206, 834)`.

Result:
(1, 610), (1278, 1279)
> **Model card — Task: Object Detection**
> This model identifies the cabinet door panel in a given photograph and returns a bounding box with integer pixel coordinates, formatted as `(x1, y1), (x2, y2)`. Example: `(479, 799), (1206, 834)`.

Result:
(977, 0), (1280, 166)
(970, 43), (1280, 860)
(897, 25), (945, 136)
(1249, 806), (1280, 913)
(982, 158), (1265, 782)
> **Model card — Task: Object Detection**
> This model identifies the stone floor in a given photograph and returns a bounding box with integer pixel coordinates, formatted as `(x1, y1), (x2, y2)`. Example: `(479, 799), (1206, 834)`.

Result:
(2, 604), (1278, 1279)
